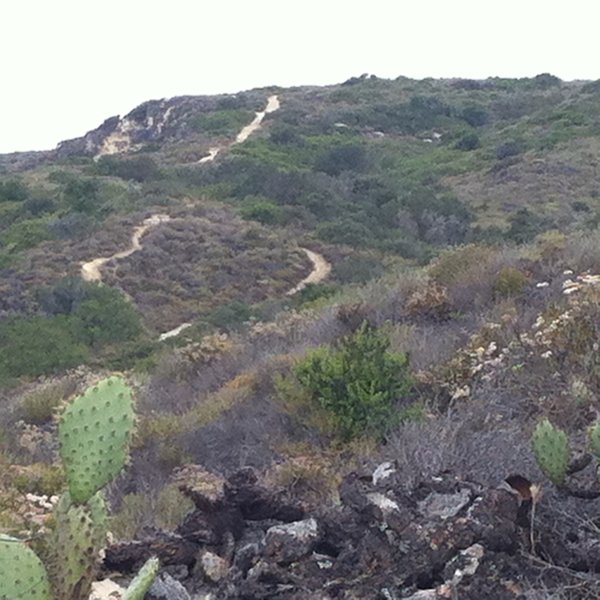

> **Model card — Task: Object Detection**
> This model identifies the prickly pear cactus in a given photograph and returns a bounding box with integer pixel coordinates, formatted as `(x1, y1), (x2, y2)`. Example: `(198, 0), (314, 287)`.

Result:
(123, 557), (160, 600)
(87, 490), (108, 549)
(532, 418), (569, 485)
(0, 535), (52, 600)
(47, 493), (106, 600)
(589, 422), (600, 459)
(58, 376), (134, 504)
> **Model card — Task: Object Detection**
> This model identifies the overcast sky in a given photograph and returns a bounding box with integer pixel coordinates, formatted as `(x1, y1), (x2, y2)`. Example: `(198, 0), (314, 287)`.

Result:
(1, 0), (598, 153)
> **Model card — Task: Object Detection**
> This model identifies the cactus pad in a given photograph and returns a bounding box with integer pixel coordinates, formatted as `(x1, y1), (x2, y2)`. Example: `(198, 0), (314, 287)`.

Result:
(589, 422), (600, 459)
(58, 376), (134, 504)
(47, 493), (103, 600)
(0, 535), (52, 600)
(123, 557), (160, 600)
(532, 418), (569, 485)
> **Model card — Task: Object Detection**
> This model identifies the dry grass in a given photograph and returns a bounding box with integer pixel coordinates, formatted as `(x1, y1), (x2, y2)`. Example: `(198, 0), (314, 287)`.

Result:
(20, 378), (78, 425)
(109, 484), (194, 540)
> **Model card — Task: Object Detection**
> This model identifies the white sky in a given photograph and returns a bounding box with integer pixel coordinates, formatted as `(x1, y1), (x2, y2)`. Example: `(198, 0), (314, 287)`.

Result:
(1, 0), (598, 153)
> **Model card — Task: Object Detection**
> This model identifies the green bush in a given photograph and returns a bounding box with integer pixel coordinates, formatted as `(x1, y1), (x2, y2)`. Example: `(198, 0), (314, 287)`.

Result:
(0, 316), (88, 380)
(493, 266), (529, 297)
(190, 109), (255, 136)
(454, 132), (480, 151)
(239, 197), (284, 225)
(62, 176), (101, 214)
(0, 179), (29, 202)
(314, 144), (368, 176)
(461, 105), (489, 127)
(206, 300), (253, 332)
(0, 218), (54, 252)
(94, 155), (161, 182)
(294, 322), (413, 439)
(70, 285), (142, 348)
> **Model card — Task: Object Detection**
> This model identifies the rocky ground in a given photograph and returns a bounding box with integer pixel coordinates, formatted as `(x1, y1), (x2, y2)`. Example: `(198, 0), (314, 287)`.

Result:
(97, 463), (600, 599)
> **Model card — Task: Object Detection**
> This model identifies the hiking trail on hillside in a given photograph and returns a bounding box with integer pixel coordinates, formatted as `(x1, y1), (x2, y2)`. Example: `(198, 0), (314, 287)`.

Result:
(197, 94), (280, 162)
(80, 214), (171, 282)
(79, 94), (331, 340)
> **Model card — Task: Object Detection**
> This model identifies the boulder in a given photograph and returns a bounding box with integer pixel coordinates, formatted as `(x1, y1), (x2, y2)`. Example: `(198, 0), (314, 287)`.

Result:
(265, 518), (320, 564)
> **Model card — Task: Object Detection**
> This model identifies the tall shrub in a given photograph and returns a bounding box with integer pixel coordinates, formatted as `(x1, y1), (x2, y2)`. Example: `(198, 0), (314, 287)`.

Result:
(295, 322), (412, 439)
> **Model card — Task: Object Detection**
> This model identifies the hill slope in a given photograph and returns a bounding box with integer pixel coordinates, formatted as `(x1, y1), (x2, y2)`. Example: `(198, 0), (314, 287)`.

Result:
(1, 73), (600, 598)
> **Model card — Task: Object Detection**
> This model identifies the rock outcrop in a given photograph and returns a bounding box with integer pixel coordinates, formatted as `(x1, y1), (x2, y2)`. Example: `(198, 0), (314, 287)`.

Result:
(102, 463), (600, 598)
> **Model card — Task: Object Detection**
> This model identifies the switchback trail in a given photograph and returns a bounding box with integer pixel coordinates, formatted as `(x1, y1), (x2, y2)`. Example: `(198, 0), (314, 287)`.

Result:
(158, 247), (332, 341)
(79, 94), (332, 340)
(80, 214), (171, 282)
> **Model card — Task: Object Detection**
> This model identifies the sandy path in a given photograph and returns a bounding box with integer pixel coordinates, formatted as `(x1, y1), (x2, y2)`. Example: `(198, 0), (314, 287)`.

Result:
(158, 247), (331, 341)
(197, 94), (280, 164)
(198, 147), (220, 163)
(83, 94), (323, 342)
(234, 95), (280, 144)
(286, 248), (332, 296)
(80, 214), (171, 282)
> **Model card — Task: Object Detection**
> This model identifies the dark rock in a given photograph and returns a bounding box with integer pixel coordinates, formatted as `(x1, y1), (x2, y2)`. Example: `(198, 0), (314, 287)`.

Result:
(147, 573), (190, 600)
(224, 467), (305, 522)
(264, 518), (320, 564)
(104, 531), (198, 571)
(104, 465), (600, 598)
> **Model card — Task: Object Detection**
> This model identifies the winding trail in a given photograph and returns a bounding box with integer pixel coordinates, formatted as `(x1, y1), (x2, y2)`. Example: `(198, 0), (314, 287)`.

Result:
(81, 94), (331, 341)
(285, 248), (332, 296)
(158, 247), (332, 341)
(80, 214), (171, 282)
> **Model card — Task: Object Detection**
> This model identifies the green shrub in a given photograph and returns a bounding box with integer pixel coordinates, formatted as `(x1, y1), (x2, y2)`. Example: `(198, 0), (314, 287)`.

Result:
(62, 176), (101, 214)
(94, 155), (161, 182)
(70, 285), (142, 348)
(294, 322), (413, 439)
(493, 266), (529, 298)
(454, 132), (480, 151)
(0, 179), (29, 202)
(190, 109), (255, 136)
(314, 144), (368, 176)
(333, 254), (384, 284)
(206, 300), (253, 332)
(0, 316), (88, 381)
(461, 105), (489, 127)
(239, 197), (284, 224)
(1, 218), (54, 252)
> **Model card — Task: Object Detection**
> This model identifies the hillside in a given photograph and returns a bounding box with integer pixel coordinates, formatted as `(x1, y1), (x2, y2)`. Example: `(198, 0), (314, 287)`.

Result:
(1, 74), (600, 599)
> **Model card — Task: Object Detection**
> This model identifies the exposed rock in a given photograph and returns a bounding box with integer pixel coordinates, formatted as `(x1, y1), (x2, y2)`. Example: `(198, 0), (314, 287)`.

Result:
(147, 573), (190, 600)
(264, 518), (320, 564)
(89, 579), (124, 599)
(104, 531), (198, 571)
(198, 551), (229, 583)
(418, 489), (472, 520)
(372, 461), (397, 486)
(224, 467), (305, 522)
(102, 466), (600, 598)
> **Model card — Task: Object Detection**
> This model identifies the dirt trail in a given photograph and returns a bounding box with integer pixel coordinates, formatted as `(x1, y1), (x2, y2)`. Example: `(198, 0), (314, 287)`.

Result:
(234, 95), (280, 144)
(198, 147), (220, 163)
(80, 214), (171, 282)
(81, 94), (331, 341)
(286, 248), (332, 296)
(158, 246), (331, 341)
(197, 94), (280, 163)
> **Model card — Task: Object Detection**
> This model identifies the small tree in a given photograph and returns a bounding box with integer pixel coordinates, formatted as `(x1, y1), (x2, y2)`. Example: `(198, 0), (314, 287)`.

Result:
(295, 322), (413, 439)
